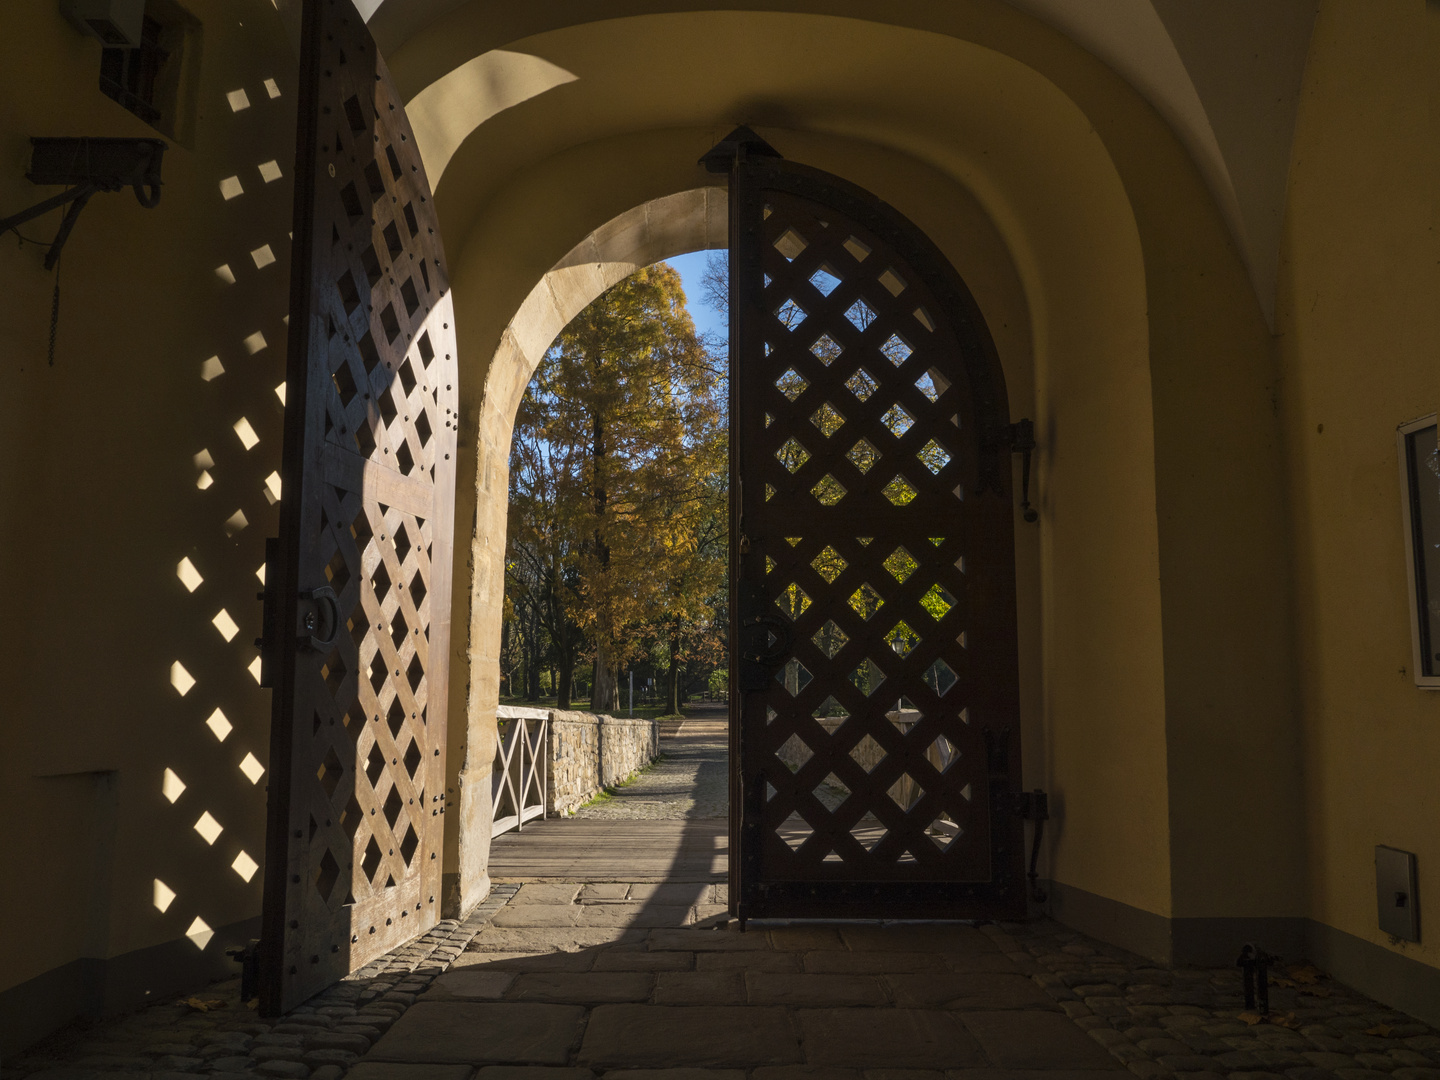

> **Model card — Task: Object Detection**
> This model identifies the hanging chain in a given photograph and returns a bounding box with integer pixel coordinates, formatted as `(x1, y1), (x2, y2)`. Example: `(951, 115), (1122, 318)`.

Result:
(48, 252), (61, 367)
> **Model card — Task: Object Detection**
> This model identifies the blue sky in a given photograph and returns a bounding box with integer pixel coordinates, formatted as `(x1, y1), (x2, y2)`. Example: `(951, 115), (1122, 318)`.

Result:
(663, 250), (728, 343)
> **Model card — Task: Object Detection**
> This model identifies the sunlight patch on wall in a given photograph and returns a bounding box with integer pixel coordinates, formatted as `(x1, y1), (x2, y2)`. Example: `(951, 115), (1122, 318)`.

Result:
(225, 510), (249, 536)
(153, 879), (176, 912)
(226, 88), (251, 112)
(170, 661), (196, 696)
(201, 356), (225, 381)
(250, 244), (276, 269)
(264, 78), (281, 99)
(233, 417), (260, 450)
(240, 752), (265, 784)
(185, 916), (214, 949)
(162, 768), (186, 803)
(219, 176), (244, 201)
(215, 264), (236, 284)
(212, 609), (240, 642)
(247, 657), (263, 684)
(232, 851), (259, 882)
(177, 557), (203, 592)
(193, 812), (223, 845)
(258, 160), (282, 184)
(274, 381), (287, 405)
(407, 50), (578, 185)
(242, 331), (267, 355)
(206, 708), (233, 741)
(264, 470), (283, 504)
(256, 563), (266, 585)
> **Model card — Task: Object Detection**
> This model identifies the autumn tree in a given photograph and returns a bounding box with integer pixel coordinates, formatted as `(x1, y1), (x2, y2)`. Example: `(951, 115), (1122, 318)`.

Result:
(507, 263), (727, 713)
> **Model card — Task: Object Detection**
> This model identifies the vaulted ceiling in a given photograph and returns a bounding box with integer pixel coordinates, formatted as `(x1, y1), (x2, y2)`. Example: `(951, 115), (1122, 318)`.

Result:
(359, 0), (1318, 327)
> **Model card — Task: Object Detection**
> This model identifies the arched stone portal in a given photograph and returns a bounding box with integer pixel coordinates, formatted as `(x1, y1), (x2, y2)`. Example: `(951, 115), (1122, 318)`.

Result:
(441, 187), (728, 913)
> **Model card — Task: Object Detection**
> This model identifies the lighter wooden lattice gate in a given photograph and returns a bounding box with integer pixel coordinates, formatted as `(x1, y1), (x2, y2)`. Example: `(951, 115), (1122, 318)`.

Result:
(260, 0), (459, 1013)
(707, 130), (1027, 922)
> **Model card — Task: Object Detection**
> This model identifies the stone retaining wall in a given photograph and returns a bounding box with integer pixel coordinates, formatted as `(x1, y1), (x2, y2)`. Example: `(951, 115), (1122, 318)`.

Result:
(546, 710), (661, 816)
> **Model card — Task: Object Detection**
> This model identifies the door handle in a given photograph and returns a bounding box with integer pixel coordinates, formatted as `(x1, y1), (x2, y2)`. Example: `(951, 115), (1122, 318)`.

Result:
(297, 586), (340, 651)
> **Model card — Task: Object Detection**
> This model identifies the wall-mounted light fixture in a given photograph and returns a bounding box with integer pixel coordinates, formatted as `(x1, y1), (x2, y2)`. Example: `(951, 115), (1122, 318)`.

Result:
(59, 0), (146, 46)
(0, 137), (166, 270)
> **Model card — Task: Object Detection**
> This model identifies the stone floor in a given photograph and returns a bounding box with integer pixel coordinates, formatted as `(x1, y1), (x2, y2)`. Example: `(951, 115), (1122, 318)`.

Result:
(9, 709), (1440, 1080)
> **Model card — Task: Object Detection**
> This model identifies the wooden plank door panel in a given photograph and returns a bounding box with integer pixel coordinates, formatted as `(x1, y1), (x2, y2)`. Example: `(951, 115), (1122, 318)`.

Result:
(261, 0), (458, 1013)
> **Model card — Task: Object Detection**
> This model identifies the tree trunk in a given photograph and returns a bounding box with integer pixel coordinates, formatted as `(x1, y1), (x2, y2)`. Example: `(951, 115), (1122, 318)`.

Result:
(666, 621), (681, 715)
(591, 645), (620, 713)
(556, 650), (575, 710)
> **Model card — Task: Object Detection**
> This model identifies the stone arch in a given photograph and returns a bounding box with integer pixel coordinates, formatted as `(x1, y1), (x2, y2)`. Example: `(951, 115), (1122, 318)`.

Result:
(441, 186), (727, 910)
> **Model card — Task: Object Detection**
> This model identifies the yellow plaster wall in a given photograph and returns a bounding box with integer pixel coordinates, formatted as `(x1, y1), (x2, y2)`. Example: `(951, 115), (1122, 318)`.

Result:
(1279, 0), (1440, 971)
(0, 0), (294, 1022)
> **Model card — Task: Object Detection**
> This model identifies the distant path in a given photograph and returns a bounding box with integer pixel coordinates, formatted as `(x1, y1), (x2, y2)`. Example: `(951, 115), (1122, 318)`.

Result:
(572, 702), (728, 820)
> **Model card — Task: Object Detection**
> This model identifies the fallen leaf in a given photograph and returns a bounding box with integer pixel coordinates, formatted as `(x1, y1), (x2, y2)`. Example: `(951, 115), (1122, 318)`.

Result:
(1366, 1024), (1394, 1037)
(246, 999), (260, 1011)
(182, 996), (227, 1012)
(1271, 1013), (1302, 1030)
(1238, 1012), (1265, 1026)
(1289, 965), (1325, 984)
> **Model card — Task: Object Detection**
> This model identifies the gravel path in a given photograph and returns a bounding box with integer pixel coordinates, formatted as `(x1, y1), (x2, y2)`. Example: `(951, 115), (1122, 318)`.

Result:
(572, 714), (728, 821)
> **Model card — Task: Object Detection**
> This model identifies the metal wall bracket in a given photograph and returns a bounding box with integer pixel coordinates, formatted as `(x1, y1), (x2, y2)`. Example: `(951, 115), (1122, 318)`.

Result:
(1008, 418), (1038, 523)
(1, 137), (166, 269)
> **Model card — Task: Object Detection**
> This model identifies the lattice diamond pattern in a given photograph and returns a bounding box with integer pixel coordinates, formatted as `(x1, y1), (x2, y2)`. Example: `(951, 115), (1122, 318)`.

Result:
(746, 184), (988, 885)
(273, 3), (460, 1013)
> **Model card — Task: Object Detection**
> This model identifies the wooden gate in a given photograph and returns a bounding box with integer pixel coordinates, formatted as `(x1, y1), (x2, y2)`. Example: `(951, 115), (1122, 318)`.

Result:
(707, 129), (1027, 922)
(259, 0), (459, 1013)
(491, 706), (549, 837)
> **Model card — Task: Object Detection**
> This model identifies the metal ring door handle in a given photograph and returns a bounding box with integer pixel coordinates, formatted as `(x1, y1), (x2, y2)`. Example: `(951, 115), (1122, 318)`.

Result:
(297, 586), (339, 651)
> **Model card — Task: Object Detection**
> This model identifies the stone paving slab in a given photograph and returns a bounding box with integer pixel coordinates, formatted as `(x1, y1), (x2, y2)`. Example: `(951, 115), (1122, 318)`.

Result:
(959, 1014), (1123, 1071)
(579, 1005), (802, 1068)
(797, 1009), (988, 1069)
(368, 1004), (586, 1065)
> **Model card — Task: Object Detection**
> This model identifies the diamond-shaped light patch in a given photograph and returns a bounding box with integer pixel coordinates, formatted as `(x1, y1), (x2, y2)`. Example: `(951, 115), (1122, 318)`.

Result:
(776, 368), (808, 401)
(811, 547), (847, 584)
(813, 694), (848, 718)
(776, 437), (809, 472)
(809, 265), (842, 296)
(920, 583), (955, 620)
(881, 404), (915, 438)
(776, 583), (812, 620)
(887, 620), (920, 658)
(810, 334), (842, 365)
(849, 734), (886, 773)
(775, 298), (807, 330)
(927, 734), (958, 773)
(918, 439), (950, 474)
(811, 474), (846, 506)
(923, 658), (957, 696)
(777, 733), (813, 772)
(810, 402), (845, 437)
(812, 620), (849, 658)
(849, 657), (886, 696)
(774, 227), (808, 260)
(766, 556), (776, 574)
(852, 817), (887, 852)
(848, 582), (884, 621)
(776, 659), (813, 697)
(879, 333), (913, 366)
(926, 817), (960, 850)
(888, 773), (923, 811)
(846, 368), (878, 402)
(883, 546), (918, 583)
(844, 298), (877, 332)
(843, 235), (872, 262)
(883, 475), (918, 506)
(846, 438), (879, 474)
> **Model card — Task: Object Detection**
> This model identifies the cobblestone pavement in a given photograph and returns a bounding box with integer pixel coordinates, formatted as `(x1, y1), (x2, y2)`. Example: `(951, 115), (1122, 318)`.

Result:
(8, 879), (1439, 1080)
(572, 713), (728, 821)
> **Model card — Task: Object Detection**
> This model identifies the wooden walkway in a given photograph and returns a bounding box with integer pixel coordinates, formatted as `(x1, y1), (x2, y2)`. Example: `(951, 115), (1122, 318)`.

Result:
(488, 819), (728, 882)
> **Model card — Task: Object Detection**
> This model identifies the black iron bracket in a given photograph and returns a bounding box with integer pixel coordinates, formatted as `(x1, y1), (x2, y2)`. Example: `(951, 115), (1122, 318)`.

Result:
(1014, 789), (1050, 904)
(1, 137), (166, 269)
(1237, 943), (1280, 1015)
(1008, 418), (1038, 523)
(225, 939), (261, 1003)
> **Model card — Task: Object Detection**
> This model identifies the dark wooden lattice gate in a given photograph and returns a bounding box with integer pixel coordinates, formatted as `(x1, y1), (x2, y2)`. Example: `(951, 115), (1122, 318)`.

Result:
(259, 0), (459, 1012)
(708, 130), (1027, 922)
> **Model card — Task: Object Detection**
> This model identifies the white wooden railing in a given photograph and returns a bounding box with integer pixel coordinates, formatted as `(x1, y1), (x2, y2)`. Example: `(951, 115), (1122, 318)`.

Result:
(492, 705), (548, 838)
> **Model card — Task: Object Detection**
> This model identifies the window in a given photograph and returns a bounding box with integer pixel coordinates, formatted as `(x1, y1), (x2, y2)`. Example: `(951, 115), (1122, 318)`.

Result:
(98, 1), (201, 144)
(1397, 414), (1440, 688)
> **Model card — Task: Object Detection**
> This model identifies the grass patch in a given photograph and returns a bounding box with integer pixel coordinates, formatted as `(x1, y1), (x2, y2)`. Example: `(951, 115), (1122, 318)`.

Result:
(577, 754), (666, 809)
